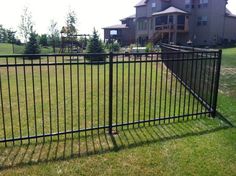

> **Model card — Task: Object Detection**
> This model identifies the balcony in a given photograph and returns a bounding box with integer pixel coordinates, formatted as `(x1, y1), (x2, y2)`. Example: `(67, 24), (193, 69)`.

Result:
(155, 23), (189, 33)
(152, 6), (189, 33)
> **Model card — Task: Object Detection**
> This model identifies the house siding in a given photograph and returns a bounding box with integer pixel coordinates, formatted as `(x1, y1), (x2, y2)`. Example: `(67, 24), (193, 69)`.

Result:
(136, 6), (147, 18)
(224, 16), (236, 42)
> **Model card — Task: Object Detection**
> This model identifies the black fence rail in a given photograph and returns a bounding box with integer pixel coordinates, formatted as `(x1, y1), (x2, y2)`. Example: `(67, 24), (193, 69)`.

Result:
(0, 50), (221, 145)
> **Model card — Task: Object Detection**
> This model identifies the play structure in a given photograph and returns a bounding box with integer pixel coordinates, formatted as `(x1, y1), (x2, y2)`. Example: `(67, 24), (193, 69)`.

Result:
(59, 26), (90, 53)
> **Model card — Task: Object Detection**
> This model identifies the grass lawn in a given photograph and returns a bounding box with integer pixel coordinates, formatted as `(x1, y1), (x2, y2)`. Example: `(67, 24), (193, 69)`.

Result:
(0, 49), (235, 175)
(0, 43), (24, 55)
(0, 43), (59, 55)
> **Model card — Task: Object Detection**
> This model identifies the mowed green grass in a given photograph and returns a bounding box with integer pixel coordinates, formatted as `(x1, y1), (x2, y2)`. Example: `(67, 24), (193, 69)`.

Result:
(221, 47), (236, 67)
(220, 47), (236, 97)
(218, 47), (236, 125)
(0, 43), (59, 55)
(0, 43), (24, 55)
(0, 49), (235, 175)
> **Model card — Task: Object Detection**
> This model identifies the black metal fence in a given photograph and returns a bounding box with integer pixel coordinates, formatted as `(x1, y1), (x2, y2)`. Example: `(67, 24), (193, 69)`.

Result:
(0, 49), (221, 145)
(161, 44), (222, 117)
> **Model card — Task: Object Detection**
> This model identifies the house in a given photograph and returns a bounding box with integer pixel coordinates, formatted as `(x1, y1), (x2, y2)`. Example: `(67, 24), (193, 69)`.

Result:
(135, 0), (236, 46)
(103, 0), (236, 46)
(103, 15), (136, 46)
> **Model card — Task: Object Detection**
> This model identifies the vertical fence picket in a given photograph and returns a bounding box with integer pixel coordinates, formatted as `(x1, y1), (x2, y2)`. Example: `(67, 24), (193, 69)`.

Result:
(108, 52), (113, 134)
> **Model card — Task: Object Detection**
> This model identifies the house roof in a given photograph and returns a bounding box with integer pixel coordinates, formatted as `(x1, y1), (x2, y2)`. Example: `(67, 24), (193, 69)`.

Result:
(103, 24), (128, 29)
(135, 0), (172, 7)
(226, 8), (236, 18)
(135, 0), (148, 7)
(152, 6), (188, 16)
(120, 15), (136, 21)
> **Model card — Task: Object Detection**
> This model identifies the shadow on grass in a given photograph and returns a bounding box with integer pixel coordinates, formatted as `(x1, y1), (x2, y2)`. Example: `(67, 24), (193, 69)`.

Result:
(0, 115), (233, 171)
(216, 112), (234, 127)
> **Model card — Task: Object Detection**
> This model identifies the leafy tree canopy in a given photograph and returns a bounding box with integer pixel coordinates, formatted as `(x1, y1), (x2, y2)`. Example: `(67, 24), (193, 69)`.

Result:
(66, 9), (78, 35)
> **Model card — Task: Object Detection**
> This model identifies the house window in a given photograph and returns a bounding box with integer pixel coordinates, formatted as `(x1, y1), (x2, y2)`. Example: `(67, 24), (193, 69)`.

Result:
(150, 18), (154, 30)
(168, 15), (173, 24)
(202, 16), (208, 25)
(197, 16), (208, 26)
(155, 16), (168, 26)
(177, 15), (185, 25)
(200, 0), (208, 4)
(137, 19), (148, 30)
(144, 20), (148, 30)
(199, 0), (208, 8)
(177, 15), (185, 30)
(185, 0), (191, 9)
(110, 30), (118, 36)
(152, 2), (156, 12)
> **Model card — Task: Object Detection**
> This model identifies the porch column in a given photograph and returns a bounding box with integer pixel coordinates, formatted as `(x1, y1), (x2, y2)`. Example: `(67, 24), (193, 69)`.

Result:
(173, 14), (177, 44)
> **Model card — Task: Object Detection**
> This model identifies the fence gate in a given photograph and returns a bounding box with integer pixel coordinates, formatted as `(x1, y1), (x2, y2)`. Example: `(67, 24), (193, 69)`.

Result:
(0, 46), (222, 145)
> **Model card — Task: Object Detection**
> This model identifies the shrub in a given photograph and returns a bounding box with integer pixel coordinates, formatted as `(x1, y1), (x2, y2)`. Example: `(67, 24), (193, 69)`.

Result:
(106, 41), (120, 52)
(145, 42), (154, 52)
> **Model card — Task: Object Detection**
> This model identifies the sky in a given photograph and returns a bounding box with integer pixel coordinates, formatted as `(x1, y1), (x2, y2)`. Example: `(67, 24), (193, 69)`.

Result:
(0, 0), (236, 40)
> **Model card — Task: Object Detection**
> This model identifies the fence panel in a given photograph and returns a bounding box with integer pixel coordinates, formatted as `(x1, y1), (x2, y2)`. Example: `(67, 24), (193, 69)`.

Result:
(0, 49), (221, 145)
(161, 44), (221, 115)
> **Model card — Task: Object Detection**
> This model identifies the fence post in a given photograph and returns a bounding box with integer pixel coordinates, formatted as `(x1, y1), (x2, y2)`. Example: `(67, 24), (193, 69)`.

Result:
(108, 52), (113, 134)
(212, 50), (222, 117)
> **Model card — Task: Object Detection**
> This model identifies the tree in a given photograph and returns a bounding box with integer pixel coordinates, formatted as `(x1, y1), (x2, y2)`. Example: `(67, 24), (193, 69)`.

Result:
(0, 25), (6, 42)
(48, 20), (60, 53)
(66, 9), (78, 35)
(19, 7), (34, 43)
(0, 25), (19, 53)
(0, 25), (16, 43)
(39, 34), (48, 47)
(24, 32), (40, 57)
(14, 39), (22, 45)
(6, 30), (17, 44)
(86, 28), (105, 62)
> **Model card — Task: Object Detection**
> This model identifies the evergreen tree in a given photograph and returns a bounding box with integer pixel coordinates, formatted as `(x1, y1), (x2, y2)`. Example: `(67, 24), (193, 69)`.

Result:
(0, 25), (17, 43)
(86, 28), (105, 61)
(39, 34), (48, 46)
(24, 32), (40, 58)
